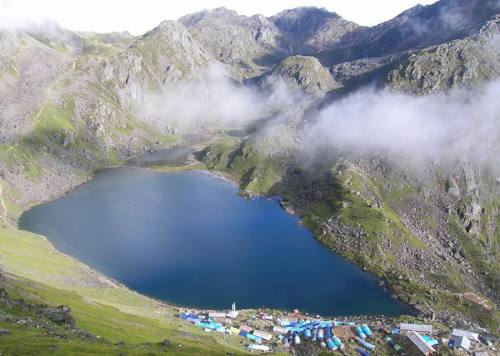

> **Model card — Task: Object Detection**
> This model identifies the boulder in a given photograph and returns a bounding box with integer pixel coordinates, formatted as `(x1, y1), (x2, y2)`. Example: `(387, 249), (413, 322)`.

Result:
(42, 305), (75, 326)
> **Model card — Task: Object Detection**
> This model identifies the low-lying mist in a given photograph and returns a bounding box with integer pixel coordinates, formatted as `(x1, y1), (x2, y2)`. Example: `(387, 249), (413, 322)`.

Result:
(137, 63), (499, 171)
(303, 80), (500, 169)
(138, 65), (303, 132)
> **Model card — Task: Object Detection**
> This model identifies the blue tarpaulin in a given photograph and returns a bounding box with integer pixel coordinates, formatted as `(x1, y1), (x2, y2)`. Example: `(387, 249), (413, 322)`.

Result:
(422, 335), (439, 346)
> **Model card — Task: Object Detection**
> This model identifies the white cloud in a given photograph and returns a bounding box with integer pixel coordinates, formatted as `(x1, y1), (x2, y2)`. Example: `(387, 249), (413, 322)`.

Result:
(302, 81), (500, 168)
(138, 65), (293, 131)
(137, 63), (500, 170)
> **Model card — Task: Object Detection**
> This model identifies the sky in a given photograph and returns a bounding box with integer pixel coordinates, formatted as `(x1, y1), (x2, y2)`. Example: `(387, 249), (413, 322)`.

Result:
(1, 0), (437, 35)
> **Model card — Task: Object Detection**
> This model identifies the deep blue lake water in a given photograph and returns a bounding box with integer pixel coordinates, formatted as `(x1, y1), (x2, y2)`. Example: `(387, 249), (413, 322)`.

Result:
(19, 168), (410, 316)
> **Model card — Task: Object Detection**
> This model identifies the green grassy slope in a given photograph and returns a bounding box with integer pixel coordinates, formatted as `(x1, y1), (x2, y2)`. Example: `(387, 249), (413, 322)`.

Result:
(0, 228), (245, 355)
(0, 31), (233, 354)
(201, 136), (285, 194)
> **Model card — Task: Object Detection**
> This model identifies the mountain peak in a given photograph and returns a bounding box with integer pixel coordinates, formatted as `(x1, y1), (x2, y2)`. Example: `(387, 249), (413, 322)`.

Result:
(208, 7), (239, 16)
(272, 6), (339, 19)
(143, 20), (196, 43)
(270, 6), (361, 53)
(152, 19), (185, 32)
(316, 0), (500, 65)
(271, 7), (343, 35)
(179, 7), (244, 27)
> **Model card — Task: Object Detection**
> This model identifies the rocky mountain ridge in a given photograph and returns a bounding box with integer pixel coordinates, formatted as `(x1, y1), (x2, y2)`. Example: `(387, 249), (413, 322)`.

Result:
(387, 14), (500, 94)
(270, 7), (362, 53)
(102, 20), (212, 102)
(179, 8), (285, 78)
(317, 0), (500, 65)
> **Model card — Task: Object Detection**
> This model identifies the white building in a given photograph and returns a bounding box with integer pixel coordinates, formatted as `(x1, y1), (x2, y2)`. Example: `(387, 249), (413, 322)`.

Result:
(253, 330), (273, 341)
(453, 336), (471, 351)
(400, 323), (434, 334)
(452, 328), (479, 341)
(226, 310), (239, 319)
(406, 331), (436, 355)
(208, 311), (226, 318)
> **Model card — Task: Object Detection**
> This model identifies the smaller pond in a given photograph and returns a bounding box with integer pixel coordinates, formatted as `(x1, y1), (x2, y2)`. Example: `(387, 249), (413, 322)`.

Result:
(127, 147), (192, 167)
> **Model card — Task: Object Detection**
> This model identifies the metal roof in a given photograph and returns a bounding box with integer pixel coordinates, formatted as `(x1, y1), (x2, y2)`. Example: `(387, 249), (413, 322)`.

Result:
(453, 336), (471, 350)
(452, 328), (479, 341)
(407, 331), (436, 354)
(253, 330), (273, 340)
(400, 323), (434, 334)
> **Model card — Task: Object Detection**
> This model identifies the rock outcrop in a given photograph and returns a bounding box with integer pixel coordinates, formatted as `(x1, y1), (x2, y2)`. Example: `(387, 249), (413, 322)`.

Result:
(180, 7), (285, 78)
(102, 20), (211, 101)
(42, 305), (75, 326)
(387, 15), (500, 94)
(270, 7), (362, 53)
(317, 0), (500, 65)
(267, 55), (339, 94)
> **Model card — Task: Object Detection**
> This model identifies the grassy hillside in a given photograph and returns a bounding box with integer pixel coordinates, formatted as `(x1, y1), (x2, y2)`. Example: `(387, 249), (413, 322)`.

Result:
(0, 29), (227, 354)
(0, 228), (245, 355)
(201, 136), (285, 194)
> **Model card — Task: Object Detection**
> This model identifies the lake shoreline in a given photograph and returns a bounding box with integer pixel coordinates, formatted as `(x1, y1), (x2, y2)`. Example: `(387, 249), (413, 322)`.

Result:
(11, 144), (427, 325)
(15, 143), (417, 316)
(19, 161), (412, 317)
(15, 143), (490, 356)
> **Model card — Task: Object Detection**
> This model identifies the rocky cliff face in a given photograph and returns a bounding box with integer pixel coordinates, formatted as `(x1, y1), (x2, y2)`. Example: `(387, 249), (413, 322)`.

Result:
(387, 15), (500, 94)
(0, 31), (71, 143)
(102, 21), (211, 102)
(179, 8), (286, 79)
(317, 0), (500, 65)
(270, 7), (362, 53)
